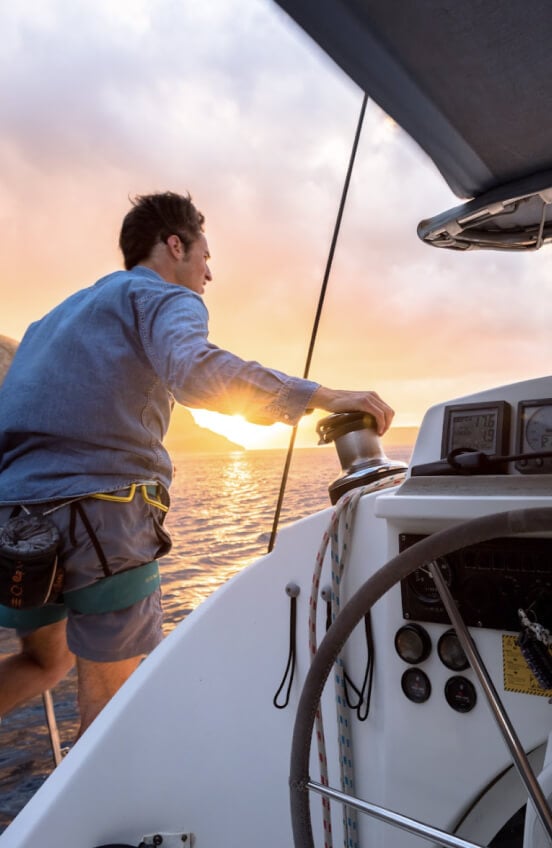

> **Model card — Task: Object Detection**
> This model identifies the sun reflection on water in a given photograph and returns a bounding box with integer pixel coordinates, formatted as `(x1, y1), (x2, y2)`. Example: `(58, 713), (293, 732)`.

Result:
(160, 445), (412, 630)
(219, 451), (254, 496)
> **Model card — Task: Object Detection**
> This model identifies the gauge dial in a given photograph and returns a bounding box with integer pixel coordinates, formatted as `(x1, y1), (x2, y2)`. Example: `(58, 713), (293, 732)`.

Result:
(526, 405), (552, 450)
(395, 624), (432, 664)
(401, 668), (431, 703)
(444, 676), (477, 713)
(438, 629), (469, 671)
(516, 398), (552, 474)
(407, 558), (453, 605)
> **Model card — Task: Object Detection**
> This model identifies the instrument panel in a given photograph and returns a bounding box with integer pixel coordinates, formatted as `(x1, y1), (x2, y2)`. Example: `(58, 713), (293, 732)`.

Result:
(399, 533), (552, 631)
(440, 396), (552, 473)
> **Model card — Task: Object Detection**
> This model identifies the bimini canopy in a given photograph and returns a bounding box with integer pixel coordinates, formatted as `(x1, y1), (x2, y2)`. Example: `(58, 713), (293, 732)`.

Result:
(274, 0), (552, 251)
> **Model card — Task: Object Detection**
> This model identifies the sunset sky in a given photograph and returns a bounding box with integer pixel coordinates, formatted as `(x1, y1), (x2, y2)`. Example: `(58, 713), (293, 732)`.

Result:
(1, 0), (549, 449)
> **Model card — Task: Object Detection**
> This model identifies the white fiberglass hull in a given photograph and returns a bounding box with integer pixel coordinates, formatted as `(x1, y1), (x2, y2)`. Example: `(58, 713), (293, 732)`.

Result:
(2, 376), (552, 848)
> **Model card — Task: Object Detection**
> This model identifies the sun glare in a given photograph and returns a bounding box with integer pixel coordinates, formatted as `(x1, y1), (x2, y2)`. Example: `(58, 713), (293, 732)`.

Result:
(190, 410), (293, 450)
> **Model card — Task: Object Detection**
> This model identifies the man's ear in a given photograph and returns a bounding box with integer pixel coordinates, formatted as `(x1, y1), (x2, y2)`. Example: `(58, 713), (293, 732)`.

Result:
(0, 335), (18, 386)
(165, 234), (183, 259)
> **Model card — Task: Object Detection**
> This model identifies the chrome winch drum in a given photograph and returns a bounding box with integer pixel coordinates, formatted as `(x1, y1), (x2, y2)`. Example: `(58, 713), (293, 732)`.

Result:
(317, 411), (407, 504)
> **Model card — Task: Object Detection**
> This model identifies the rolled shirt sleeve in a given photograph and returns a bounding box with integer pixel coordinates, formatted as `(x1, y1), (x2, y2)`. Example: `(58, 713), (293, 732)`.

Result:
(136, 286), (319, 426)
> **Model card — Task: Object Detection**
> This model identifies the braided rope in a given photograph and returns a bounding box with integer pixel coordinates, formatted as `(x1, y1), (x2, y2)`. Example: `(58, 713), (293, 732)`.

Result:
(308, 473), (406, 847)
(331, 488), (364, 848)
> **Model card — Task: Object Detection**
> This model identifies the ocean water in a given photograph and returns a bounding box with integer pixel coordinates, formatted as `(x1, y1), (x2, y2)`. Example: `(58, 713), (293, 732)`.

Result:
(0, 445), (411, 833)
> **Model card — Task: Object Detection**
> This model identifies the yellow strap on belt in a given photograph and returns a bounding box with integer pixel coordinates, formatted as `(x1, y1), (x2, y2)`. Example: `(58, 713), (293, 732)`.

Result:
(91, 484), (168, 513)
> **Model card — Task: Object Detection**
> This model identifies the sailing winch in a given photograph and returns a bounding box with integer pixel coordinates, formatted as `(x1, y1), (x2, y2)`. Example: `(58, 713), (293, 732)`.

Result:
(316, 411), (407, 504)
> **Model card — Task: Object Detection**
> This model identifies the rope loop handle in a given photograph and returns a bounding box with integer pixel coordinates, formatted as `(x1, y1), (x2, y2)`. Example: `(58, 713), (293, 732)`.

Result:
(273, 582), (300, 709)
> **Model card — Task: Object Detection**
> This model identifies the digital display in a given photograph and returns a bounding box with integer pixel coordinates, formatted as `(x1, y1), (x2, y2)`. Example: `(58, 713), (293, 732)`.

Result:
(442, 401), (510, 459)
(449, 411), (498, 452)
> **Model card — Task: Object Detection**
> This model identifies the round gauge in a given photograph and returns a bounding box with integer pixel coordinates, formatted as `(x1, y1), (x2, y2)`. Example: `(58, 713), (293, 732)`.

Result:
(401, 668), (431, 703)
(437, 629), (469, 671)
(444, 676), (477, 713)
(407, 558), (453, 604)
(395, 624), (432, 664)
(525, 405), (552, 451)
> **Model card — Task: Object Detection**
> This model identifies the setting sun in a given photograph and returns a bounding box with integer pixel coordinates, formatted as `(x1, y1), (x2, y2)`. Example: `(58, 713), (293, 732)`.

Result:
(189, 410), (317, 450)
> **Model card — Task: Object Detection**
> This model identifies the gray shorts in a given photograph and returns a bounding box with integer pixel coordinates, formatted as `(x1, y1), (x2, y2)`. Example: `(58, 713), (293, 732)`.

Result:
(0, 489), (172, 662)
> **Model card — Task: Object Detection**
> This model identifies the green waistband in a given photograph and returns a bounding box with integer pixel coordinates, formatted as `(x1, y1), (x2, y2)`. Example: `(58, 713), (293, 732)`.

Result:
(0, 602), (67, 630)
(0, 559), (161, 627)
(63, 559), (160, 614)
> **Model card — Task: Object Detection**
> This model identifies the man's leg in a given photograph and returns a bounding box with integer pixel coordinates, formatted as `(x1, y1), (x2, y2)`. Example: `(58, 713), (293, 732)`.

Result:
(75, 654), (143, 737)
(0, 619), (75, 717)
(60, 495), (168, 737)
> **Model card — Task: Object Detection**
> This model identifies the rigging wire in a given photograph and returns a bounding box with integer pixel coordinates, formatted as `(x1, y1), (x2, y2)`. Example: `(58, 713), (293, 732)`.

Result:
(267, 92), (369, 553)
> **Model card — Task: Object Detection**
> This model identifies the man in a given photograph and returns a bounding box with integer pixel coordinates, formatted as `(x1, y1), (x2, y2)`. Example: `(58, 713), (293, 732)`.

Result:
(0, 191), (394, 737)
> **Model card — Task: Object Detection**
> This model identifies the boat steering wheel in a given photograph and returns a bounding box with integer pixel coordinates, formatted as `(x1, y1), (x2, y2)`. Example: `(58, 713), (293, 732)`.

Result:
(289, 506), (552, 848)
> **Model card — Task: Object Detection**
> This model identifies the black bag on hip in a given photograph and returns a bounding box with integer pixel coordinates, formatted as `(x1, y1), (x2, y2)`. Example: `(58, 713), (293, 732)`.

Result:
(0, 514), (63, 609)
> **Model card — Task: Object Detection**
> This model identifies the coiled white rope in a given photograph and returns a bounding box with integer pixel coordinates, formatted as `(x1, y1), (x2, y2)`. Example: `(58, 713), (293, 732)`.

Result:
(308, 473), (406, 848)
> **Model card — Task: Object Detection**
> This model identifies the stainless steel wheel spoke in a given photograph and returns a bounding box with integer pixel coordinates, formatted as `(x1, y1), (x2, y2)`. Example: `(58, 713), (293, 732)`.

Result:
(308, 780), (486, 848)
(428, 559), (552, 841)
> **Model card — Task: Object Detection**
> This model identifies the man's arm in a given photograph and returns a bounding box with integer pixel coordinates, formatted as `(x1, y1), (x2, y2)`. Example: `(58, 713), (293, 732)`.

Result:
(140, 290), (395, 435)
(308, 387), (394, 436)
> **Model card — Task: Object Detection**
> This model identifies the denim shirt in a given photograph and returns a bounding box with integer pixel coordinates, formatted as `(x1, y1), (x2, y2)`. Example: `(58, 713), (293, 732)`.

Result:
(0, 266), (319, 504)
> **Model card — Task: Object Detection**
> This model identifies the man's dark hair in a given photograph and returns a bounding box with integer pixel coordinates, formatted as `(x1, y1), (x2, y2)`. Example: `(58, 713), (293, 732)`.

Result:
(119, 191), (206, 270)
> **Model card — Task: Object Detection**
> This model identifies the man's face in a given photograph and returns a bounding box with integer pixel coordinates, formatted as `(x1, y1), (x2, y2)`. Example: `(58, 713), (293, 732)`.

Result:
(177, 233), (212, 295)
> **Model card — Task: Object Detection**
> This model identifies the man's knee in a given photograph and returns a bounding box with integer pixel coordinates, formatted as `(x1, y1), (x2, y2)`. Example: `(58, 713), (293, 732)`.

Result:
(22, 644), (75, 683)
(21, 620), (75, 682)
